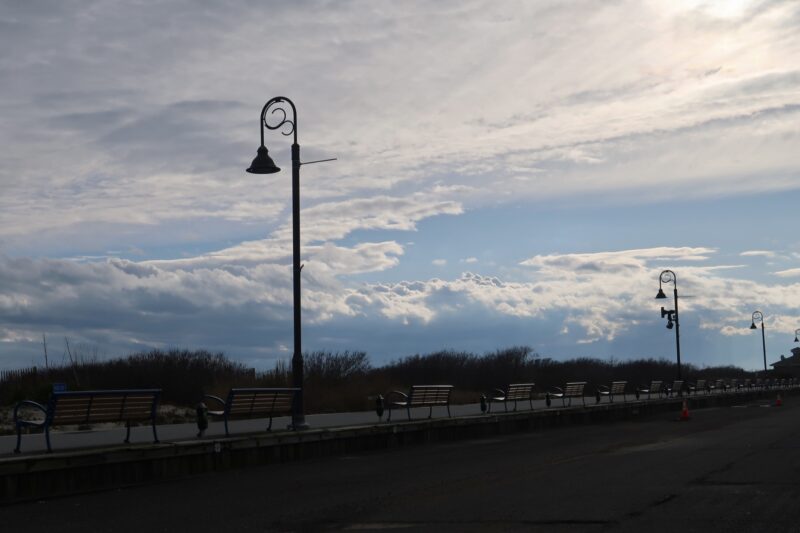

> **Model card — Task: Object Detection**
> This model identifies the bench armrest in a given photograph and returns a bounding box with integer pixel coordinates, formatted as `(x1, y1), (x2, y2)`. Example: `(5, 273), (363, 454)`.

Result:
(385, 390), (408, 402)
(548, 386), (564, 394)
(489, 388), (505, 397)
(13, 400), (47, 425)
(596, 385), (610, 394)
(202, 394), (226, 408)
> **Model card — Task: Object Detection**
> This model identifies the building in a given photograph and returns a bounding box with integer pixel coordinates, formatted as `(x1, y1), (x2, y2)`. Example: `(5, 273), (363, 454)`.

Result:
(770, 347), (800, 377)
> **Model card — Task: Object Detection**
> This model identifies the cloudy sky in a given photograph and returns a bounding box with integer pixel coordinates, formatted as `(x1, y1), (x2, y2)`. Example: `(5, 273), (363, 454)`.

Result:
(1, 0), (799, 370)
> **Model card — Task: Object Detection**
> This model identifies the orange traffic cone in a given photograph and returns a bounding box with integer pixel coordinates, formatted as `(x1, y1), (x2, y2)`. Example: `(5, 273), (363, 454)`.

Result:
(680, 399), (690, 421)
(775, 394), (783, 407)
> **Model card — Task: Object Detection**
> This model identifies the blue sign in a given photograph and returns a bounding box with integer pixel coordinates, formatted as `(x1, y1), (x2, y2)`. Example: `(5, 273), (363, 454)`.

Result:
(52, 382), (67, 393)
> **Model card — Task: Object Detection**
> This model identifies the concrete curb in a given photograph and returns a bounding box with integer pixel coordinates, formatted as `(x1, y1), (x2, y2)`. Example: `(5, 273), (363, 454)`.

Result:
(0, 389), (791, 504)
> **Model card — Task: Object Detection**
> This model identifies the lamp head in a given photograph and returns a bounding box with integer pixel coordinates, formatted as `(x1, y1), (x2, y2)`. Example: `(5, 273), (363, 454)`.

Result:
(666, 320), (674, 330)
(655, 288), (667, 299)
(750, 322), (757, 330)
(246, 145), (280, 174)
(795, 336), (799, 343)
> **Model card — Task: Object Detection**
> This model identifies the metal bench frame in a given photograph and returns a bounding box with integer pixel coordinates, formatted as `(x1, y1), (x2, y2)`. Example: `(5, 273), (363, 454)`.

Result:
(546, 382), (587, 407)
(596, 381), (627, 403)
(385, 385), (453, 421)
(14, 389), (161, 453)
(202, 387), (300, 436)
(488, 383), (535, 412)
(636, 380), (665, 400)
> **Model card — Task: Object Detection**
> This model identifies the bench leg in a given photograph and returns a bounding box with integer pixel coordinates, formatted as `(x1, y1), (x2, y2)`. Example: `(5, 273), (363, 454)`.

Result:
(14, 424), (22, 454)
(224, 416), (230, 437)
(447, 404), (451, 418)
(407, 407), (411, 420)
(124, 421), (131, 444)
(387, 405), (393, 422)
(152, 419), (160, 443)
(427, 405), (432, 419)
(45, 426), (52, 453)
(267, 415), (273, 431)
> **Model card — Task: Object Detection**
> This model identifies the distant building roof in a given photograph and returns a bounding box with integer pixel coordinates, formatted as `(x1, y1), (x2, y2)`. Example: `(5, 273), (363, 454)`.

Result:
(771, 347), (800, 368)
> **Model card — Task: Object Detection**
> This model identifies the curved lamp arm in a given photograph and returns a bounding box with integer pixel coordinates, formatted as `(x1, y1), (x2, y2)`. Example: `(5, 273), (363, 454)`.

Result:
(259, 96), (297, 146)
(751, 310), (764, 328)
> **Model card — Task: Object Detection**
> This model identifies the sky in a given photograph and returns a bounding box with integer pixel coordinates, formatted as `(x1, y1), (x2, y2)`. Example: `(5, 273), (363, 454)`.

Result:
(1, 0), (799, 371)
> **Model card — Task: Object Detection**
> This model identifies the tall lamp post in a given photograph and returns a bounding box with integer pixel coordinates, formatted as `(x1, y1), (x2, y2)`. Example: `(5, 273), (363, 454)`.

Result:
(246, 96), (335, 430)
(750, 311), (767, 372)
(656, 269), (682, 379)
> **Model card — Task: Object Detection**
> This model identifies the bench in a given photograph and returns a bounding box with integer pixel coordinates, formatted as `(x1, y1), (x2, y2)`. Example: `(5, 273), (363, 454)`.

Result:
(385, 385), (453, 421)
(666, 380), (684, 397)
(202, 387), (299, 436)
(546, 382), (587, 407)
(596, 381), (627, 403)
(14, 389), (161, 453)
(488, 383), (535, 412)
(687, 379), (707, 395)
(635, 380), (664, 400)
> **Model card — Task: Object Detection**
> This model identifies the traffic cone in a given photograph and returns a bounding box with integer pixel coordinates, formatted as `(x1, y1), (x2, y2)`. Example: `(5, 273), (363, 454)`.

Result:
(680, 399), (690, 421)
(775, 394), (783, 407)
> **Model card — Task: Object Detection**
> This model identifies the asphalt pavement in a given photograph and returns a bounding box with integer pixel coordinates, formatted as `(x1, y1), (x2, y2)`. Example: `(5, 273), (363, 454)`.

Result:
(1, 394), (797, 532)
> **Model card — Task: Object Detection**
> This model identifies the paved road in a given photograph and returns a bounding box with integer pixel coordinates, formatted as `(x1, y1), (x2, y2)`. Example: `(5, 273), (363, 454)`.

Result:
(2, 396), (797, 532)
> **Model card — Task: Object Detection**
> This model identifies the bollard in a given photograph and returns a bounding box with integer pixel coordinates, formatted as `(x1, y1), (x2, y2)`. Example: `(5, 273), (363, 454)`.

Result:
(196, 402), (209, 438)
(375, 395), (385, 419)
(480, 394), (487, 414)
(545, 392), (551, 407)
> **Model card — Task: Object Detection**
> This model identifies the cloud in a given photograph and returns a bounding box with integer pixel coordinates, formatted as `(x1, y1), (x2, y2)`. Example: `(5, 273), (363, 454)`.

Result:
(741, 250), (777, 258)
(1, 2), (800, 370)
(3, 0), (800, 257)
(1, 246), (799, 369)
(520, 247), (715, 273)
(432, 259), (447, 267)
(774, 268), (800, 278)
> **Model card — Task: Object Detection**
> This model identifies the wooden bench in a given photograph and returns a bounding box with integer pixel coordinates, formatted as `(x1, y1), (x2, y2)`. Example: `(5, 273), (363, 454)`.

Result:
(202, 387), (299, 436)
(636, 380), (664, 400)
(596, 381), (627, 403)
(488, 383), (535, 412)
(546, 382), (587, 407)
(13, 389), (161, 453)
(385, 385), (453, 421)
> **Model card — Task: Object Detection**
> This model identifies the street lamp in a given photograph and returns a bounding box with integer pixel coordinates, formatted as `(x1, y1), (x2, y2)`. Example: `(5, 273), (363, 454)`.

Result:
(749, 311), (767, 372)
(794, 328), (799, 343)
(246, 96), (335, 430)
(656, 269), (682, 379)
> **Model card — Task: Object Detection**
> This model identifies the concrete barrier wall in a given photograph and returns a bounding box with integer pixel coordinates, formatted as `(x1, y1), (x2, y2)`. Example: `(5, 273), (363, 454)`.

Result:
(0, 389), (789, 504)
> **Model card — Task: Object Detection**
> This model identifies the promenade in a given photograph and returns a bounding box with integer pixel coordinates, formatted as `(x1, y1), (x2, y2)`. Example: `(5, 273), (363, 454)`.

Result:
(1, 390), (797, 531)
